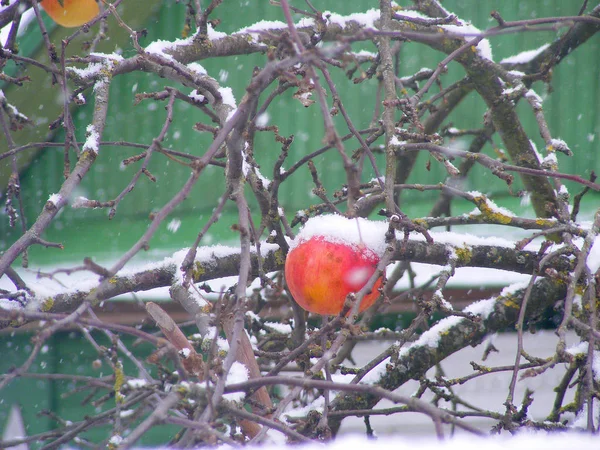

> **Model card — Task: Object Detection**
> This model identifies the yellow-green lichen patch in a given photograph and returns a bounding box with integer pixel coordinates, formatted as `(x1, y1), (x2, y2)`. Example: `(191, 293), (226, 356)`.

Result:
(274, 248), (286, 267)
(472, 195), (513, 225)
(413, 218), (430, 229)
(454, 245), (472, 265)
(193, 261), (206, 280)
(535, 218), (557, 227)
(41, 297), (54, 312)
(502, 296), (521, 310)
(113, 361), (125, 404)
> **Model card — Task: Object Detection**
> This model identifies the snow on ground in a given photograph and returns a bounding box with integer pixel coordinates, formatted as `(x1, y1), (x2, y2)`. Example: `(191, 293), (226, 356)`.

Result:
(277, 433), (596, 450)
(119, 431), (598, 449)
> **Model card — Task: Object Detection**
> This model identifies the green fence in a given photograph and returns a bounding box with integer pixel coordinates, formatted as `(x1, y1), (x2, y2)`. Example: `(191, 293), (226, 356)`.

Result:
(0, 330), (179, 447)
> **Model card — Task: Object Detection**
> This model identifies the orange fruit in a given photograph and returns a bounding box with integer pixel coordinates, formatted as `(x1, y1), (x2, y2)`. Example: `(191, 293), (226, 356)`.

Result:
(285, 236), (383, 315)
(40, 0), (99, 28)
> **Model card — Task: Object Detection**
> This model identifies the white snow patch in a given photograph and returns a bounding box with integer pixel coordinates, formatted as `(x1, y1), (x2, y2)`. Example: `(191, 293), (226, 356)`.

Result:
(549, 138), (570, 153)
(127, 378), (148, 389)
(90, 52), (123, 62)
(225, 108), (238, 124)
(325, 9), (380, 29)
(234, 20), (287, 41)
(187, 62), (207, 76)
(216, 336), (230, 353)
(224, 361), (249, 402)
(394, 10), (430, 20)
(507, 70), (526, 78)
(440, 297), (453, 310)
(442, 23), (493, 60)
(390, 135), (406, 147)
(499, 280), (530, 297)
(187, 288), (208, 309)
(502, 85), (523, 96)
(398, 315), (463, 358)
(525, 89), (543, 109)
(542, 153), (557, 165)
(189, 90), (205, 103)
(119, 409), (135, 418)
(413, 229), (515, 249)
(572, 402), (600, 429)
(285, 395), (325, 420)
(68, 63), (104, 80)
(264, 321), (293, 334)
(47, 193), (62, 206)
(464, 297), (496, 320)
(501, 43), (550, 65)
(467, 194), (515, 219)
(239, 432), (600, 449)
(108, 435), (123, 446)
(353, 49), (377, 58)
(218, 86), (237, 108)
(83, 124), (100, 153)
(160, 242), (281, 279)
(290, 214), (388, 257)
(207, 24), (227, 40)
(145, 36), (194, 61)
(530, 140), (543, 164)
(566, 341), (588, 356)
(0, 299), (23, 311)
(246, 311), (261, 323)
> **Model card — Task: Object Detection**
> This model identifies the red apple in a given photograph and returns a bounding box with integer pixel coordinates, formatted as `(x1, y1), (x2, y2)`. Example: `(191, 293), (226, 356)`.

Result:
(285, 236), (383, 315)
(40, 0), (99, 28)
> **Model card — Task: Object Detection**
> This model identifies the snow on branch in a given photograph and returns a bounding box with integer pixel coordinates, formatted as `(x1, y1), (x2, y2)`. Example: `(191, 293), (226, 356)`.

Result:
(0, 233), (580, 328)
(329, 277), (568, 431)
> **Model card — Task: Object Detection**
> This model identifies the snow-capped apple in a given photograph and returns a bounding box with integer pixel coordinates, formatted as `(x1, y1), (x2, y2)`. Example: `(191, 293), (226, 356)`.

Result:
(40, 0), (99, 28)
(284, 215), (386, 315)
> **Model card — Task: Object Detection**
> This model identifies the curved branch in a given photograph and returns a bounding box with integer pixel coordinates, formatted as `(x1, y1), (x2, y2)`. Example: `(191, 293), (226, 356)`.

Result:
(329, 276), (568, 433)
(1, 236), (574, 329)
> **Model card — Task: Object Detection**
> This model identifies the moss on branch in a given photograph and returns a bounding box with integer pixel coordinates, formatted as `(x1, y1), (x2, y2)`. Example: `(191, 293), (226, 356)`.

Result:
(329, 277), (568, 433)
